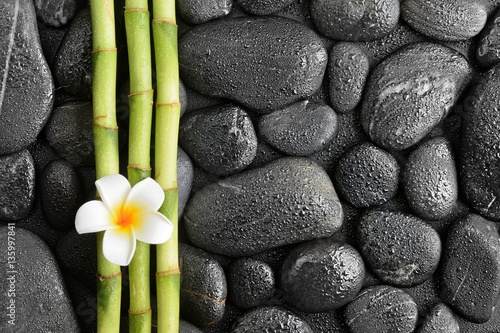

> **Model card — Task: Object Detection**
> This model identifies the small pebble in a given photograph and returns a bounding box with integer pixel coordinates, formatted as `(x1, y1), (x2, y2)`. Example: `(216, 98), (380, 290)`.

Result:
(177, 0), (232, 24)
(417, 303), (460, 333)
(231, 306), (314, 333)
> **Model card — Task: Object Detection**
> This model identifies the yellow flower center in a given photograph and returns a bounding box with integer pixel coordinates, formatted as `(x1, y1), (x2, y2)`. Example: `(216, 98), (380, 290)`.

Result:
(115, 203), (141, 229)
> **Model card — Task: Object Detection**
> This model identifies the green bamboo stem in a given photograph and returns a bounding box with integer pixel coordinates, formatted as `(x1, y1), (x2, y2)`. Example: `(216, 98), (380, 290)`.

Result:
(124, 0), (154, 332)
(152, 1), (181, 332)
(89, 0), (121, 332)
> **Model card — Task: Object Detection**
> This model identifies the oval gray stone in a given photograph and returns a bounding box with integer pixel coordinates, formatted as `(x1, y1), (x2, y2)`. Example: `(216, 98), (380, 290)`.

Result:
(0, 227), (79, 332)
(440, 214), (500, 323)
(310, 0), (400, 41)
(258, 100), (338, 156)
(184, 157), (344, 256)
(417, 303), (460, 333)
(0, 149), (35, 221)
(180, 243), (227, 327)
(238, 0), (294, 15)
(461, 63), (500, 221)
(357, 210), (441, 286)
(328, 42), (370, 113)
(0, 0), (55, 155)
(404, 137), (458, 220)
(177, 0), (231, 24)
(178, 16), (327, 112)
(477, 7), (500, 68)
(361, 42), (471, 150)
(402, 0), (487, 42)
(231, 306), (313, 333)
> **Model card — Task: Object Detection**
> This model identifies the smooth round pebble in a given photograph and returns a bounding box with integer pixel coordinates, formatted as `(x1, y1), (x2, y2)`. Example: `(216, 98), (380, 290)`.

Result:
(178, 147), (194, 217)
(281, 239), (365, 312)
(417, 303), (460, 333)
(357, 210), (441, 286)
(328, 42), (370, 113)
(258, 100), (338, 156)
(231, 306), (313, 333)
(477, 7), (500, 68)
(310, 0), (400, 41)
(179, 104), (257, 176)
(404, 137), (458, 220)
(345, 285), (418, 333)
(237, 0), (294, 15)
(227, 258), (275, 309)
(334, 142), (399, 208)
(34, 0), (86, 27)
(40, 159), (84, 230)
(180, 320), (204, 333)
(0, 150), (35, 221)
(177, 0), (231, 24)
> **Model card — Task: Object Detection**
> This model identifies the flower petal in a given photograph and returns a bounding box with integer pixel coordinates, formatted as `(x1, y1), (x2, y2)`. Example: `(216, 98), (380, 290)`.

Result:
(102, 228), (136, 266)
(134, 212), (173, 244)
(96, 174), (131, 213)
(75, 201), (117, 234)
(125, 177), (165, 212)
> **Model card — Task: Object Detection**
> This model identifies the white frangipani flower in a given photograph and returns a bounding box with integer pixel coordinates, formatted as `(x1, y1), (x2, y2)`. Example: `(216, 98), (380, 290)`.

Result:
(75, 174), (173, 266)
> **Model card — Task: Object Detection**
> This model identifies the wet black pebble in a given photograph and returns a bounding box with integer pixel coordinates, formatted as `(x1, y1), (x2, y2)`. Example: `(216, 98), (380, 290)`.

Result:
(178, 16), (327, 112)
(45, 102), (94, 166)
(417, 303), (460, 333)
(179, 243), (227, 327)
(178, 148), (193, 217)
(180, 320), (203, 333)
(184, 157), (343, 256)
(440, 214), (500, 323)
(0, 149), (35, 221)
(40, 159), (84, 230)
(345, 285), (418, 333)
(177, 0), (231, 24)
(361, 42), (471, 150)
(34, 0), (86, 27)
(0, 0), (55, 155)
(53, 7), (92, 98)
(227, 257), (275, 309)
(310, 0), (400, 41)
(328, 42), (370, 114)
(334, 142), (399, 208)
(477, 7), (500, 68)
(258, 100), (338, 156)
(404, 137), (458, 220)
(281, 239), (365, 312)
(401, 0), (487, 41)
(231, 306), (313, 333)
(357, 210), (441, 286)
(179, 104), (257, 176)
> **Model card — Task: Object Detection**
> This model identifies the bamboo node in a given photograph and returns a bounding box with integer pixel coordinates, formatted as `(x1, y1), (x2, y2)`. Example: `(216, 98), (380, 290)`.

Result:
(124, 7), (149, 13)
(152, 18), (177, 26)
(163, 186), (178, 193)
(156, 102), (181, 108)
(127, 164), (152, 172)
(128, 308), (153, 315)
(97, 271), (122, 282)
(93, 117), (119, 130)
(129, 89), (154, 97)
(91, 47), (117, 54)
(156, 268), (180, 277)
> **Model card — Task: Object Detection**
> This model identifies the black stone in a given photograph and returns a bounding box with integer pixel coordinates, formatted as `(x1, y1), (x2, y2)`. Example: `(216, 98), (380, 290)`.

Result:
(0, 0), (55, 155)
(417, 303), (460, 333)
(258, 100), (338, 156)
(0, 227), (80, 332)
(178, 147), (193, 217)
(345, 285), (418, 333)
(37, 22), (67, 69)
(53, 7), (92, 98)
(40, 159), (84, 230)
(402, 0), (487, 42)
(440, 214), (500, 323)
(180, 320), (203, 333)
(184, 157), (344, 256)
(357, 210), (441, 287)
(310, 0), (399, 41)
(477, 7), (500, 68)
(461, 64), (500, 221)
(231, 306), (314, 333)
(228, 257), (275, 309)
(177, 0), (231, 24)
(361, 42), (471, 150)
(179, 16), (327, 112)
(404, 137), (458, 220)
(281, 239), (365, 312)
(34, 0), (86, 27)
(0, 149), (35, 221)
(179, 104), (257, 176)
(45, 102), (94, 166)
(328, 42), (370, 113)
(179, 243), (227, 327)
(334, 142), (400, 208)
(237, 0), (294, 15)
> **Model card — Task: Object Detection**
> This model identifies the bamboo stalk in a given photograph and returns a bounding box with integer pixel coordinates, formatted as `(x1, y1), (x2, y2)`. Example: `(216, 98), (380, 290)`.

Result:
(124, 0), (155, 332)
(89, 0), (121, 332)
(152, 1), (181, 332)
